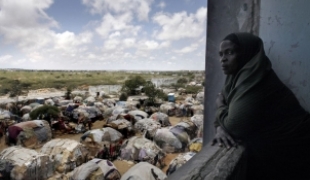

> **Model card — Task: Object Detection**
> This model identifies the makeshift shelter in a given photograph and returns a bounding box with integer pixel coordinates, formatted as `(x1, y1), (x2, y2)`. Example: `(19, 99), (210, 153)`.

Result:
(190, 114), (203, 130)
(188, 138), (203, 152)
(7, 120), (52, 149)
(104, 119), (134, 138)
(159, 102), (176, 116)
(153, 127), (190, 153)
(102, 99), (116, 108)
(121, 162), (167, 180)
(150, 112), (171, 127)
(40, 138), (89, 173)
(20, 105), (32, 114)
(44, 99), (55, 106)
(134, 118), (161, 139)
(127, 110), (148, 121)
(190, 104), (204, 115)
(166, 152), (196, 176)
(173, 120), (198, 139)
(0, 146), (54, 180)
(195, 92), (204, 104)
(119, 136), (165, 165)
(65, 159), (121, 180)
(80, 127), (123, 160)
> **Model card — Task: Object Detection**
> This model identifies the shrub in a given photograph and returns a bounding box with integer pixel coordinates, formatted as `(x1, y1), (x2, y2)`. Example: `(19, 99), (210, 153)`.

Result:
(119, 93), (128, 101)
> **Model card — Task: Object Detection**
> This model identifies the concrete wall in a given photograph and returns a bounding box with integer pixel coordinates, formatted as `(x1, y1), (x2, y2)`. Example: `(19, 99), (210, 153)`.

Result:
(259, 0), (310, 111)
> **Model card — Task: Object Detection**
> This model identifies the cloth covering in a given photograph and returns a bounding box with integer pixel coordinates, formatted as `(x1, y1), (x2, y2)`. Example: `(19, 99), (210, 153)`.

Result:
(215, 32), (310, 179)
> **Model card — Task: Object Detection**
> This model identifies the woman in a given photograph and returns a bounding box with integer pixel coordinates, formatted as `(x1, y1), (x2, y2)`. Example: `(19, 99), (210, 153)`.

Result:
(212, 32), (310, 179)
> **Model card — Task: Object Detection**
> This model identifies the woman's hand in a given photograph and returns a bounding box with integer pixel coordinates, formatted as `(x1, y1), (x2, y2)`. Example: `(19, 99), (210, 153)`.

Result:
(216, 93), (226, 108)
(212, 126), (236, 149)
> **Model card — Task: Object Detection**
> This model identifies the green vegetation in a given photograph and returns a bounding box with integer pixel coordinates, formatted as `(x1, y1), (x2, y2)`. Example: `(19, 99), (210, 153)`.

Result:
(29, 105), (60, 119)
(0, 70), (170, 96)
(143, 81), (167, 104)
(121, 75), (146, 95)
(0, 70), (205, 98)
(119, 93), (128, 101)
(184, 86), (203, 94)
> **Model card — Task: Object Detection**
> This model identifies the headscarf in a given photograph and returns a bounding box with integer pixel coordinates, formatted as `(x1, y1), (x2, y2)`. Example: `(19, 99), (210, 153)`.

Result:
(222, 32), (272, 104)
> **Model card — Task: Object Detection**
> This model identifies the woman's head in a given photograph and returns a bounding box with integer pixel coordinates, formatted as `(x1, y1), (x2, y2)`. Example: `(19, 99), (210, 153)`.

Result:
(219, 32), (262, 75)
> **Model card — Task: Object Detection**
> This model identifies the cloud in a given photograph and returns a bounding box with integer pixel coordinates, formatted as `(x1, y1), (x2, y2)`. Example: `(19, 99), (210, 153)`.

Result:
(153, 7), (207, 41)
(0, 0), (95, 67)
(175, 43), (199, 54)
(95, 12), (141, 38)
(82, 0), (154, 21)
(157, 2), (166, 9)
(0, 55), (13, 63)
(0, 0), (206, 70)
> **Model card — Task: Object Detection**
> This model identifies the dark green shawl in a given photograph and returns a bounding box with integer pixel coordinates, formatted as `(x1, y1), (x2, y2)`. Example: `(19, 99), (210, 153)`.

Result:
(215, 33), (310, 179)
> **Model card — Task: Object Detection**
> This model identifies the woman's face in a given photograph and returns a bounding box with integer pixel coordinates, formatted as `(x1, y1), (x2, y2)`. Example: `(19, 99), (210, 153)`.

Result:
(219, 40), (240, 75)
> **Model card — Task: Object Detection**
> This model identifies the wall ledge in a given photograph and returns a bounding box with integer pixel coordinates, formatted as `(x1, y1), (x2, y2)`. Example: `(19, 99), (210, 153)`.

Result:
(167, 143), (246, 180)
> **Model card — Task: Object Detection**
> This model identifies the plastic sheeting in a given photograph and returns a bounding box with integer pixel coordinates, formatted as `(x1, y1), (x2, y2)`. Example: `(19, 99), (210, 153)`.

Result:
(195, 92), (204, 104)
(119, 136), (165, 164)
(166, 152), (196, 175)
(128, 110), (148, 121)
(0, 146), (54, 180)
(121, 162), (167, 180)
(159, 103), (176, 116)
(190, 114), (203, 130)
(14, 120), (52, 149)
(80, 127), (123, 159)
(150, 112), (171, 127)
(173, 120), (198, 139)
(66, 159), (121, 180)
(107, 119), (133, 131)
(189, 138), (203, 152)
(154, 126), (190, 153)
(40, 138), (89, 173)
(134, 118), (161, 138)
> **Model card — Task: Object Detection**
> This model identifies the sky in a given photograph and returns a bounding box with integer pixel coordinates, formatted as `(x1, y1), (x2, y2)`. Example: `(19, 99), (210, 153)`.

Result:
(0, 0), (207, 71)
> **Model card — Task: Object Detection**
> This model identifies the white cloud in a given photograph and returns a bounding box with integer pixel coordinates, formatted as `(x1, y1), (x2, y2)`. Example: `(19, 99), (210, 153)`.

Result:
(95, 13), (141, 38)
(144, 40), (159, 50)
(82, 0), (154, 21)
(159, 41), (170, 48)
(153, 7), (207, 41)
(104, 38), (121, 50)
(157, 2), (166, 9)
(123, 38), (136, 48)
(175, 43), (199, 54)
(0, 0), (95, 67)
(0, 55), (13, 63)
(0, 0), (206, 70)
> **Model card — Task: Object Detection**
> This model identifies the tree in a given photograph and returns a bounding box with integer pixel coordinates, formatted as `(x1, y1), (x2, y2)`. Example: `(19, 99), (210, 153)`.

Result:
(119, 93), (128, 101)
(121, 75), (146, 95)
(29, 105), (60, 120)
(65, 87), (72, 100)
(177, 78), (188, 84)
(144, 81), (167, 105)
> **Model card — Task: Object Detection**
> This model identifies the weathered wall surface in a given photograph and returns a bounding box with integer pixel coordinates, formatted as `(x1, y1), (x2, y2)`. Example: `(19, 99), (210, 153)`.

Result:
(259, 0), (310, 111)
(167, 144), (246, 180)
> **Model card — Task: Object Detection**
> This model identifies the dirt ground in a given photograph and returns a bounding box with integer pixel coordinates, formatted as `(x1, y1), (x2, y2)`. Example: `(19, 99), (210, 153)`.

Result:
(0, 116), (183, 175)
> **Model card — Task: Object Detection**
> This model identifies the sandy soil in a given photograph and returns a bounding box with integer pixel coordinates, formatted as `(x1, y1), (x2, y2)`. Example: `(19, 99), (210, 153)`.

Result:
(0, 116), (183, 175)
